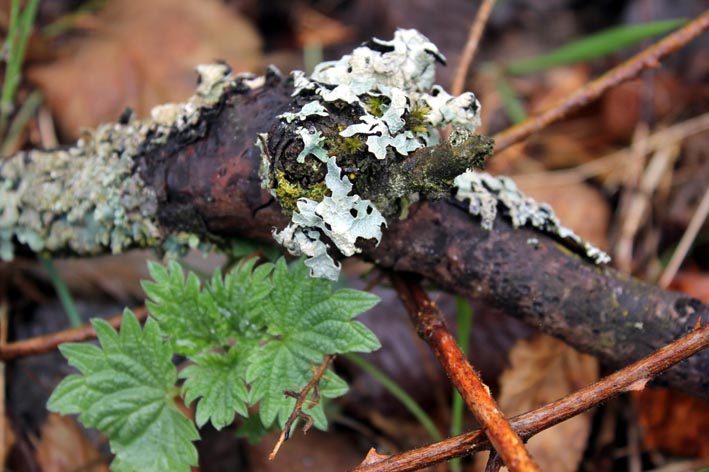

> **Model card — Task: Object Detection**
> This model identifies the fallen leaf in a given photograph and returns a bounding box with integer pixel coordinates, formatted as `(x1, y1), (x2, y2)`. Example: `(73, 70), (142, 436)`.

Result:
(28, 0), (263, 139)
(476, 334), (599, 472)
(633, 389), (709, 459)
(34, 413), (109, 472)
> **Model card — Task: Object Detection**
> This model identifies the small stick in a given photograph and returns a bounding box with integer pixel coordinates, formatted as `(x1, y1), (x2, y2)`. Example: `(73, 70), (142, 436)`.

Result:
(351, 322), (709, 472)
(493, 11), (709, 153)
(0, 306), (148, 360)
(390, 273), (539, 472)
(450, 0), (497, 96)
(269, 354), (335, 461)
(658, 186), (709, 288)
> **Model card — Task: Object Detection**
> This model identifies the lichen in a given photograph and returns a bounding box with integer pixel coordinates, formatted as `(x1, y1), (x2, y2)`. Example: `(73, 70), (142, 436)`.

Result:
(453, 171), (611, 265)
(0, 63), (235, 260)
(258, 29), (486, 279)
(273, 169), (329, 213)
(273, 158), (386, 280)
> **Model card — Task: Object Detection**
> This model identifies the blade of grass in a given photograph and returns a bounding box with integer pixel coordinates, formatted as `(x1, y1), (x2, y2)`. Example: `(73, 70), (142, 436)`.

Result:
(344, 353), (443, 443)
(495, 72), (528, 124)
(39, 255), (82, 328)
(449, 297), (474, 472)
(1, 90), (42, 157)
(505, 18), (686, 75)
(0, 0), (40, 136)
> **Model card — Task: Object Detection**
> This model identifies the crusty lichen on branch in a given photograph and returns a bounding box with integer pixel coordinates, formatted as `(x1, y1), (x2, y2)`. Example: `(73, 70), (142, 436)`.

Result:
(0, 64), (235, 260)
(259, 29), (491, 279)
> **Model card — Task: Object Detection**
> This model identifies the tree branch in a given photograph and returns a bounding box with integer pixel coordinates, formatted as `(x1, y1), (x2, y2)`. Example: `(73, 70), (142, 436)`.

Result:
(2, 31), (708, 399)
(390, 273), (539, 472)
(351, 322), (709, 472)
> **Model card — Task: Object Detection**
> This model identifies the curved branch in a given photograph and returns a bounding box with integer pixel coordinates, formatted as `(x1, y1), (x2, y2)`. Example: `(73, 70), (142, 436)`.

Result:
(2, 41), (708, 399)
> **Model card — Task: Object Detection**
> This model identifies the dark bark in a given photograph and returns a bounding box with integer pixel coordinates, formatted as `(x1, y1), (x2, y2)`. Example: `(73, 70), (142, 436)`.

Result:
(48, 74), (709, 400)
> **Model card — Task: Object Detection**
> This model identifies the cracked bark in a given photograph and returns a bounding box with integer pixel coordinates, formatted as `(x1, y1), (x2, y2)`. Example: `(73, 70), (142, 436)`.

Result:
(5, 74), (709, 399)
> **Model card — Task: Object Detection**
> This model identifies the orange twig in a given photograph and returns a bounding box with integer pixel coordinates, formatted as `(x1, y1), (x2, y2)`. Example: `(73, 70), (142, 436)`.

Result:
(493, 11), (709, 152)
(269, 354), (334, 460)
(450, 0), (497, 96)
(389, 273), (539, 472)
(351, 322), (709, 472)
(0, 306), (148, 360)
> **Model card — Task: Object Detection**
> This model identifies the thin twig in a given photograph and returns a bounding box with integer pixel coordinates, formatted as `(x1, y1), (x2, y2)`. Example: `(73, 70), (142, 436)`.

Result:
(0, 306), (148, 360)
(450, 0), (497, 96)
(658, 186), (709, 288)
(269, 354), (334, 461)
(351, 322), (709, 472)
(493, 11), (709, 153)
(510, 112), (709, 188)
(389, 273), (539, 472)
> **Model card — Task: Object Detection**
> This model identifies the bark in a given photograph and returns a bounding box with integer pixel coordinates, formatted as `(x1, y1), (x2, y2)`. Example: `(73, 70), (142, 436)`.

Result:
(3, 72), (709, 399)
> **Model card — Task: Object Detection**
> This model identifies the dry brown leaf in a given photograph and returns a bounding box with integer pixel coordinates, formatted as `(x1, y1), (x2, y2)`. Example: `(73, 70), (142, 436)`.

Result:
(34, 413), (109, 472)
(476, 334), (599, 472)
(633, 389), (709, 459)
(28, 0), (263, 139)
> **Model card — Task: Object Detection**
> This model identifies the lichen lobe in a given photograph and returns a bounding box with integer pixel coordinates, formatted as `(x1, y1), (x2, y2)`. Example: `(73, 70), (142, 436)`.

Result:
(260, 29), (485, 280)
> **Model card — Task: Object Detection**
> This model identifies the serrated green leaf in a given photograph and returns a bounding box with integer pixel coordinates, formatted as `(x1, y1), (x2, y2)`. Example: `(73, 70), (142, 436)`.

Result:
(142, 260), (228, 355)
(245, 258), (380, 429)
(206, 258), (274, 338)
(48, 310), (199, 472)
(505, 18), (686, 75)
(180, 347), (250, 430)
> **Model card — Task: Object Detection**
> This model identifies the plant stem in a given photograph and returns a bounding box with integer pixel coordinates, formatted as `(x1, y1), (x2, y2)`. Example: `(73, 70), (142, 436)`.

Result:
(449, 297), (473, 472)
(39, 255), (82, 328)
(345, 353), (443, 443)
(0, 0), (40, 137)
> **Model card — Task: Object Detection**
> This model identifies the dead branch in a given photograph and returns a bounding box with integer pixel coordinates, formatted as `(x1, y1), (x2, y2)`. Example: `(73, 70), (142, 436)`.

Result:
(1, 28), (708, 399)
(390, 273), (539, 472)
(351, 322), (709, 472)
(269, 355), (334, 460)
(493, 11), (709, 152)
(0, 307), (148, 360)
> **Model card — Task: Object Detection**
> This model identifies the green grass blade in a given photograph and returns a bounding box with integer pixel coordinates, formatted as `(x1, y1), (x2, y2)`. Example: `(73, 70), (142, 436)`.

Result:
(0, 0), (40, 135)
(496, 74), (527, 124)
(344, 353), (443, 442)
(506, 18), (686, 75)
(450, 297), (474, 472)
(1, 90), (42, 157)
(39, 255), (82, 328)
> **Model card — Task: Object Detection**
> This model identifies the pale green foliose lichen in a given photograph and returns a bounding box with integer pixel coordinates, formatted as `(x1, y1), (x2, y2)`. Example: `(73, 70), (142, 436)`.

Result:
(0, 63), (234, 260)
(296, 127), (329, 163)
(261, 29), (484, 279)
(273, 157), (386, 280)
(453, 171), (611, 265)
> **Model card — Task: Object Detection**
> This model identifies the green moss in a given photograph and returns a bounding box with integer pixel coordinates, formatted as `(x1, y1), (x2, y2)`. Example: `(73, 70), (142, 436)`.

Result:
(326, 131), (366, 158)
(405, 104), (432, 134)
(364, 95), (389, 118)
(274, 169), (330, 213)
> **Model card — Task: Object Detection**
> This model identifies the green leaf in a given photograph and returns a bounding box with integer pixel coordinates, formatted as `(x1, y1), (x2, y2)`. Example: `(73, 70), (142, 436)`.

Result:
(206, 258), (274, 338)
(246, 259), (380, 429)
(505, 18), (686, 75)
(180, 347), (250, 430)
(48, 310), (199, 472)
(142, 260), (228, 355)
